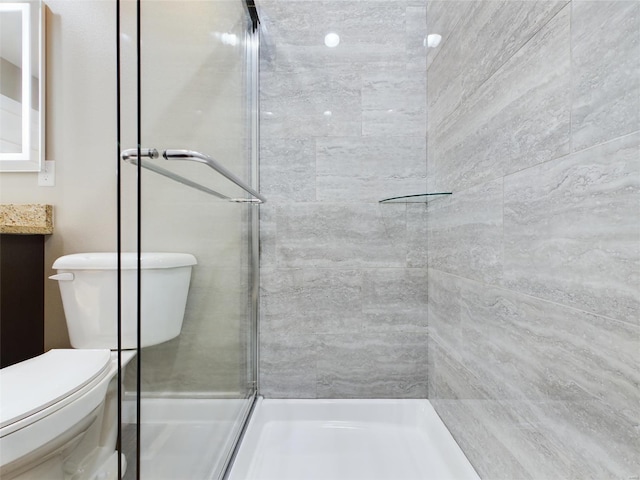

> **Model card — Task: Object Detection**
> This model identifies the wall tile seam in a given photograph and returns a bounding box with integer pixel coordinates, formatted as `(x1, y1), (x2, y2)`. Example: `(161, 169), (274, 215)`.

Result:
(428, 0), (572, 135)
(427, 329), (624, 408)
(501, 128), (640, 183)
(426, 267), (640, 330)
(428, 129), (640, 199)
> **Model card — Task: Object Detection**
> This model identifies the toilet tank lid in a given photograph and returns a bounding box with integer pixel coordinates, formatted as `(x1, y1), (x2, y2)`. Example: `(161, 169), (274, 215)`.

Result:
(0, 349), (112, 429)
(53, 252), (197, 270)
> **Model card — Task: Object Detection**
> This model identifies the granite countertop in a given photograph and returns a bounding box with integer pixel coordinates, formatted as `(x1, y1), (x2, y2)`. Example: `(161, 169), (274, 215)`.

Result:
(0, 204), (53, 234)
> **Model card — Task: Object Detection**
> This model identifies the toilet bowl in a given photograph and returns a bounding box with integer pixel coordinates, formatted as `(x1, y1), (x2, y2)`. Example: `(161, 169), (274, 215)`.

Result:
(0, 252), (196, 480)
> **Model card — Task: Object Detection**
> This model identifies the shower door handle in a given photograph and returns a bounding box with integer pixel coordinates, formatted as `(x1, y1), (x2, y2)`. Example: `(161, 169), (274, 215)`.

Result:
(163, 149), (266, 203)
(121, 148), (159, 163)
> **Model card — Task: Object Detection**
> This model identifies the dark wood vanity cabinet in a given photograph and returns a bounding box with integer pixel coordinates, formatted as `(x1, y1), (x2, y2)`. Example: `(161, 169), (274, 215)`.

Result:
(0, 234), (46, 367)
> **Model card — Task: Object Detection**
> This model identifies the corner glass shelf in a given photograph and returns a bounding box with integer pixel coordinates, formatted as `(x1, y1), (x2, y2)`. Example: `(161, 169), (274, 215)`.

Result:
(379, 192), (452, 204)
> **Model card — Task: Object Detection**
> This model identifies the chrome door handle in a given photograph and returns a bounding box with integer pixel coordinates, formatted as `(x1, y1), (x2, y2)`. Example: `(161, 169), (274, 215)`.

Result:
(121, 148), (159, 163)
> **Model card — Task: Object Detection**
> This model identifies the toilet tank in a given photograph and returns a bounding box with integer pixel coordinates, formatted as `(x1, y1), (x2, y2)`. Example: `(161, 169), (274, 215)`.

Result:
(51, 253), (197, 350)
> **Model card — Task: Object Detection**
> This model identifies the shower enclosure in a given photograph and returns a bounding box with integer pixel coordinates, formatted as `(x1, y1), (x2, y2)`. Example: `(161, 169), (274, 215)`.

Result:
(117, 0), (261, 478)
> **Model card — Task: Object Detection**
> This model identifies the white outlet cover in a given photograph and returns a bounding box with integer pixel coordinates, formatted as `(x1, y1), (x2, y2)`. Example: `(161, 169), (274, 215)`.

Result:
(38, 160), (55, 187)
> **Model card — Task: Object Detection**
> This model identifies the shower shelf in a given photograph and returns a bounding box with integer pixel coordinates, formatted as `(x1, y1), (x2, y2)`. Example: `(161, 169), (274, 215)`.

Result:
(379, 192), (452, 204)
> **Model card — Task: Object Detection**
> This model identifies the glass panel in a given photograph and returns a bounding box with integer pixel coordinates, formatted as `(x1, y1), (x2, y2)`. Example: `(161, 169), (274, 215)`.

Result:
(118, 1), (259, 478)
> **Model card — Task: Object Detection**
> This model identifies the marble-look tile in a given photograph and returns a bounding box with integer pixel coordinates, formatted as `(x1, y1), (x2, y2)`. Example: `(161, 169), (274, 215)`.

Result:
(260, 267), (363, 334)
(405, 6), (426, 72)
(429, 4), (571, 192)
(259, 204), (277, 268)
(571, 0), (640, 152)
(428, 337), (487, 401)
(406, 204), (428, 267)
(362, 71), (427, 136)
(427, 0), (568, 128)
(276, 203), (407, 268)
(260, 66), (362, 138)
(427, 179), (504, 285)
(527, 400), (640, 479)
(458, 278), (639, 405)
(260, 137), (316, 202)
(362, 71), (426, 112)
(430, 400), (534, 480)
(315, 136), (426, 202)
(259, 333), (317, 398)
(258, 2), (407, 70)
(316, 332), (428, 398)
(361, 268), (428, 333)
(425, 1), (476, 71)
(504, 132), (640, 325)
(427, 269), (462, 357)
(362, 108), (427, 137)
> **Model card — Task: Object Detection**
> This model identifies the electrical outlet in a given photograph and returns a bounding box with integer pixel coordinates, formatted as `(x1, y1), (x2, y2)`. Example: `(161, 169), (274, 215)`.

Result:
(38, 160), (55, 187)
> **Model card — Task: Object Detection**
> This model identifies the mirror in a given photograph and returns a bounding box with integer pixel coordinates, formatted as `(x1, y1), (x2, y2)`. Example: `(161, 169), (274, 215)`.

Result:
(0, 0), (43, 172)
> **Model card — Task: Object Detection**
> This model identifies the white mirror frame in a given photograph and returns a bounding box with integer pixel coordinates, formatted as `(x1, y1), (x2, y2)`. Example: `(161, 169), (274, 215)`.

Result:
(0, 1), (44, 172)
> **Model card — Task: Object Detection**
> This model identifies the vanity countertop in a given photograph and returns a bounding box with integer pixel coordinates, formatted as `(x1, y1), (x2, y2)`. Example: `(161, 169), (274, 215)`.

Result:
(0, 204), (53, 234)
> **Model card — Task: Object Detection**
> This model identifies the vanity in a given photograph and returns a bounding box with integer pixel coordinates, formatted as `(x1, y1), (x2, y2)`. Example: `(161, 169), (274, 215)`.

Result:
(0, 204), (52, 367)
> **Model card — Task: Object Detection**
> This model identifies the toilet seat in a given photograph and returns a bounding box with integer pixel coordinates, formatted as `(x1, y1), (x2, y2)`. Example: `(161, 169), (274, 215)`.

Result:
(1, 349), (112, 431)
(0, 349), (114, 467)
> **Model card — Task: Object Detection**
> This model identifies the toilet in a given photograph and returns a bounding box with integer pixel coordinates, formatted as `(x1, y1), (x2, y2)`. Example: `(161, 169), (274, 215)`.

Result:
(0, 252), (197, 480)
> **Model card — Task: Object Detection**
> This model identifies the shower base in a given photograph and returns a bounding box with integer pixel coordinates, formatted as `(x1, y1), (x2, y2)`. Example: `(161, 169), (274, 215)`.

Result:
(228, 398), (480, 480)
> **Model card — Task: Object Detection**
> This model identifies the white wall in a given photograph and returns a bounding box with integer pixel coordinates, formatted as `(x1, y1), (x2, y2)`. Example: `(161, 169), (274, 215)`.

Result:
(0, 0), (118, 350)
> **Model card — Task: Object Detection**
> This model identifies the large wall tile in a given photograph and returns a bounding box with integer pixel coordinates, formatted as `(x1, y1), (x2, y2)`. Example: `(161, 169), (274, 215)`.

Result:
(426, 1), (638, 478)
(261, 66), (362, 138)
(430, 400), (535, 480)
(276, 203), (408, 268)
(571, 0), (640, 152)
(429, 4), (571, 192)
(316, 136), (426, 202)
(527, 399), (640, 478)
(259, 204), (277, 268)
(427, 0), (568, 130)
(261, 267), (363, 335)
(459, 279), (639, 406)
(258, 0), (428, 399)
(428, 337), (487, 400)
(362, 71), (427, 136)
(427, 269), (462, 357)
(425, 1), (476, 71)
(427, 179), (504, 285)
(504, 132), (640, 325)
(316, 332), (428, 398)
(259, 333), (317, 398)
(260, 137), (316, 202)
(406, 204), (428, 267)
(361, 268), (428, 333)
(258, 2), (407, 69)
(406, 6), (427, 72)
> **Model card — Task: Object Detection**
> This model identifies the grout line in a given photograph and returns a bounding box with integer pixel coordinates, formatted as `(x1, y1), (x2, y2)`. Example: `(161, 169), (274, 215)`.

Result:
(427, 268), (639, 329)
(431, 1), (571, 134)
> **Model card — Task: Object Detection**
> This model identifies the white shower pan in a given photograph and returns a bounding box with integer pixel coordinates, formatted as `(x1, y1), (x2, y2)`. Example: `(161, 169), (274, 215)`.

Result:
(228, 398), (480, 480)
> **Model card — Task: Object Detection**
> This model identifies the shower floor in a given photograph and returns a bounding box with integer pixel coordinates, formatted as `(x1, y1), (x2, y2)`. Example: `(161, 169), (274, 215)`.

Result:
(228, 398), (480, 480)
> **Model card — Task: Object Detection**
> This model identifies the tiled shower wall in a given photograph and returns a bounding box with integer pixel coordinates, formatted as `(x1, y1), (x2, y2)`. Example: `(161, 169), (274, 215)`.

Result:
(258, 1), (431, 398)
(426, 1), (640, 478)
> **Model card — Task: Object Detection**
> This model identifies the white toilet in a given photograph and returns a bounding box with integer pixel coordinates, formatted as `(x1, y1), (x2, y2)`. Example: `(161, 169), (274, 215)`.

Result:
(0, 252), (197, 480)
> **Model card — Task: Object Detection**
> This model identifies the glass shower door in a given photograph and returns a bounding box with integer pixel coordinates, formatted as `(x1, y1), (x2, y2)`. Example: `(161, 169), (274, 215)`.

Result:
(118, 1), (259, 478)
